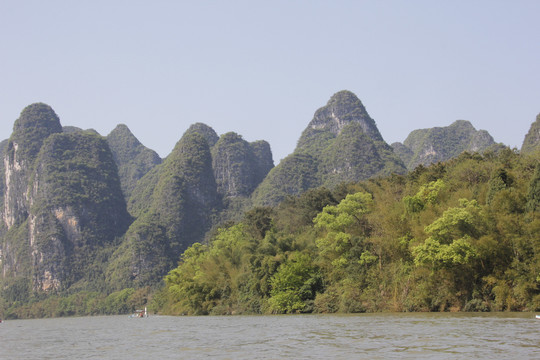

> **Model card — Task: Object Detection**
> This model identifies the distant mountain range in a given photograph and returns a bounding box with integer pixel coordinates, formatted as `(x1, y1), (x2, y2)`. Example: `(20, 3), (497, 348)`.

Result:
(0, 91), (538, 298)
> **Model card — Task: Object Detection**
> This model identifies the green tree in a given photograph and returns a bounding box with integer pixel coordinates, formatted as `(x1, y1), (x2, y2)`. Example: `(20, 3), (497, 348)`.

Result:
(314, 192), (373, 272)
(413, 199), (483, 269)
(487, 168), (514, 204)
(403, 179), (445, 213)
(267, 252), (321, 313)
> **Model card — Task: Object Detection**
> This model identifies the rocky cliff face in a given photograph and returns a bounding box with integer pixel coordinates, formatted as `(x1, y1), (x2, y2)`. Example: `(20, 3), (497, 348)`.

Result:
(0, 139), (8, 224)
(250, 140), (274, 184)
(3, 104), (63, 228)
(183, 123), (273, 199)
(1, 105), (130, 294)
(392, 120), (499, 170)
(212, 132), (274, 198)
(521, 113), (540, 154)
(106, 124), (162, 200)
(1, 104), (64, 289)
(297, 90), (384, 152)
(30, 131), (130, 292)
(253, 90), (406, 205)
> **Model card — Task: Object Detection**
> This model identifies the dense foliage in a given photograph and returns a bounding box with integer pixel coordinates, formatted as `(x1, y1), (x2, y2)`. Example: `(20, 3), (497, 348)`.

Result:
(161, 149), (540, 315)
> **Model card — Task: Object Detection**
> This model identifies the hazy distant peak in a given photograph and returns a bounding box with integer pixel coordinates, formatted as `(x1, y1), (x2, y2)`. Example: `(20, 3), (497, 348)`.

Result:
(307, 90), (383, 142)
(107, 124), (145, 153)
(8, 103), (63, 163)
(449, 119), (475, 129)
(106, 122), (162, 199)
(396, 119), (497, 170)
(111, 123), (131, 133)
(327, 89), (365, 105)
(13, 103), (62, 133)
(217, 131), (244, 142)
(184, 122), (219, 147)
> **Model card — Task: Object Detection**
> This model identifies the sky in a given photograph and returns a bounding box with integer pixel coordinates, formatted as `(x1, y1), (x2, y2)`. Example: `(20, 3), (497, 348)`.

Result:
(1, 0), (539, 163)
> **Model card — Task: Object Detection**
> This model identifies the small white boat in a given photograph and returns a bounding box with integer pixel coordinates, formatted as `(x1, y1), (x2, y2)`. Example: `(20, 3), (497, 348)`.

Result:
(536, 315), (540, 319)
(130, 307), (148, 318)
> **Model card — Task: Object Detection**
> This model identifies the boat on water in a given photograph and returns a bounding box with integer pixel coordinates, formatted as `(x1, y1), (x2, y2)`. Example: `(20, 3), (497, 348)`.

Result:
(536, 315), (540, 319)
(130, 307), (148, 318)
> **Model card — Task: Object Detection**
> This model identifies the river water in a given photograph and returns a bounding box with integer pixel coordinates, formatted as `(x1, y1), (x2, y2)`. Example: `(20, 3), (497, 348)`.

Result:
(1, 313), (539, 359)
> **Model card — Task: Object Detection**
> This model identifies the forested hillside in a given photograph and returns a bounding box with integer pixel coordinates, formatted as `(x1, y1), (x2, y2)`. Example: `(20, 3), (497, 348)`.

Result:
(0, 103), (274, 318)
(160, 149), (540, 315)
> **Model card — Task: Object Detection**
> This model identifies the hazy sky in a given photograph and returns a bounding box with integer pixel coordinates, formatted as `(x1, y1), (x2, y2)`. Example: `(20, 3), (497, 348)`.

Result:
(1, 1), (539, 162)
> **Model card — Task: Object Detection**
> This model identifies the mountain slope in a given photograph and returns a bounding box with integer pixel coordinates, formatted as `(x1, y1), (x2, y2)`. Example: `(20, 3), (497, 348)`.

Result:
(253, 90), (406, 205)
(1, 104), (130, 296)
(107, 131), (221, 287)
(106, 124), (162, 200)
(29, 132), (131, 291)
(392, 120), (499, 170)
(521, 113), (540, 154)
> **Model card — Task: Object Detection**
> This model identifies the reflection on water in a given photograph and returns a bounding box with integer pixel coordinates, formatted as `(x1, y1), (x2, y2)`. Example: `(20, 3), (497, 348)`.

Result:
(1, 313), (539, 359)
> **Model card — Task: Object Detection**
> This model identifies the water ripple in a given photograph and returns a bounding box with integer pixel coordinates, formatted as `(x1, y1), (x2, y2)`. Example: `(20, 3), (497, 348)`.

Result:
(1, 313), (539, 359)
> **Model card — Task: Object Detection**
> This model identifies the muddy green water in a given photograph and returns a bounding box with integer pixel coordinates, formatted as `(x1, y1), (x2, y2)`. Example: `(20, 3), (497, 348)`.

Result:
(1, 313), (539, 359)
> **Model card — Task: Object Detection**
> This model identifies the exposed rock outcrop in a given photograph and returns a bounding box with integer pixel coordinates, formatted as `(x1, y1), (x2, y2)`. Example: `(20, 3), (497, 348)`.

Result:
(3, 104), (63, 228)
(1, 105), (130, 293)
(212, 132), (274, 198)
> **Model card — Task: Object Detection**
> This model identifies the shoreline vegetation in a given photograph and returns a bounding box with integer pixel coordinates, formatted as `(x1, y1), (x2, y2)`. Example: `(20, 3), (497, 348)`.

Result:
(3, 148), (540, 319)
